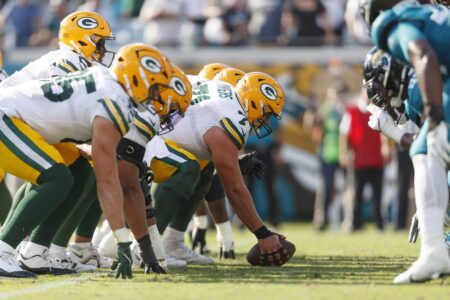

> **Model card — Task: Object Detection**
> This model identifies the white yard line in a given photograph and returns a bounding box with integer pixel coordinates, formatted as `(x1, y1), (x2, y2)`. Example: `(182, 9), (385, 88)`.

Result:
(0, 274), (98, 299)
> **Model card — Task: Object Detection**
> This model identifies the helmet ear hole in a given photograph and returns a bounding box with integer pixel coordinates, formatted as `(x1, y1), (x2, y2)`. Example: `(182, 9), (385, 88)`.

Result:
(132, 75), (139, 87)
(118, 57), (124, 62)
(250, 100), (257, 110)
(79, 41), (87, 46)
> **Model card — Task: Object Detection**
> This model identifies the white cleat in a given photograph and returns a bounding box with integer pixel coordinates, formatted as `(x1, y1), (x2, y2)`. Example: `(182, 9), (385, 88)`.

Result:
(165, 256), (187, 268)
(165, 242), (214, 265)
(394, 245), (450, 284)
(49, 250), (96, 273)
(18, 242), (75, 275)
(0, 248), (36, 278)
(69, 243), (113, 269)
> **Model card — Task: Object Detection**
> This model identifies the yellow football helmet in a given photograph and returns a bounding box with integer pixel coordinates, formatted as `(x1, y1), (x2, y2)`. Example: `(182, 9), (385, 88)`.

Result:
(213, 67), (245, 86)
(110, 43), (173, 105)
(198, 63), (230, 80)
(156, 64), (192, 133)
(59, 11), (115, 66)
(235, 72), (284, 138)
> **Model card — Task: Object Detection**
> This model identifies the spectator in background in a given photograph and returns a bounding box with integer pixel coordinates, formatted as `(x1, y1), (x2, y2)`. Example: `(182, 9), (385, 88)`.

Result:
(246, 118), (283, 227)
(139, 0), (183, 46)
(248, 0), (285, 45)
(280, 0), (335, 46)
(320, 0), (346, 44)
(28, 0), (68, 47)
(312, 81), (348, 230)
(118, 0), (145, 19)
(0, 0), (41, 47)
(204, 0), (250, 46)
(179, 0), (209, 47)
(339, 89), (387, 231)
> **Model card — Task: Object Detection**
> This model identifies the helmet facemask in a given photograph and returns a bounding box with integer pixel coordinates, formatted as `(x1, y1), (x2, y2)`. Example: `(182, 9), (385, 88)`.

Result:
(90, 34), (115, 67)
(250, 105), (280, 138)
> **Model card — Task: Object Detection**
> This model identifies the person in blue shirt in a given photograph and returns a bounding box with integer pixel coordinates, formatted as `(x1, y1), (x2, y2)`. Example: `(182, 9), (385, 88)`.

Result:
(361, 40), (450, 282)
(360, 0), (450, 282)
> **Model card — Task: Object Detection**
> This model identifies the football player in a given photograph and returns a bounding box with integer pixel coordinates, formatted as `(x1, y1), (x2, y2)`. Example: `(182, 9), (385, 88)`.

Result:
(0, 43), (172, 279)
(360, 0), (450, 282)
(0, 49), (12, 226)
(0, 11), (116, 272)
(148, 72), (288, 265)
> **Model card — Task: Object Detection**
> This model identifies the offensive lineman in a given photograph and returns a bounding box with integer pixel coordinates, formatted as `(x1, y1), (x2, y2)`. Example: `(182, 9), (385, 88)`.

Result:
(0, 43), (172, 278)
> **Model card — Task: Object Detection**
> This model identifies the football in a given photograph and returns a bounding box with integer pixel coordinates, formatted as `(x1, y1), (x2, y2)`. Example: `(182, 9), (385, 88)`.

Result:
(246, 239), (296, 266)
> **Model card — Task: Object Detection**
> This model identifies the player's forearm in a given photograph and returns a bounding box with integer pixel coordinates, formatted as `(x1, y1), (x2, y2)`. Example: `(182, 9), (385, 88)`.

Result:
(400, 133), (414, 150)
(97, 180), (125, 231)
(225, 183), (264, 232)
(123, 188), (148, 241)
(409, 40), (443, 108)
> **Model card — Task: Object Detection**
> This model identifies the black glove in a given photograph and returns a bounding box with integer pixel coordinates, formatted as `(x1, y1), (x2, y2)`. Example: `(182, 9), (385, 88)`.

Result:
(191, 228), (207, 254)
(111, 242), (133, 279)
(238, 151), (266, 179)
(137, 235), (166, 274)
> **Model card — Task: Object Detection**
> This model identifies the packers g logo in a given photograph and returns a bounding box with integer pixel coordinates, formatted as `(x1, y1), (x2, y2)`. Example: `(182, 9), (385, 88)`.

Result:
(261, 83), (277, 101)
(77, 17), (98, 29)
(171, 77), (187, 96)
(140, 56), (162, 74)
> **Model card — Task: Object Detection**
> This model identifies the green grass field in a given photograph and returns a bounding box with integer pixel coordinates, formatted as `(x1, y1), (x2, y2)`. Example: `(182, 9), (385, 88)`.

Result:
(0, 223), (449, 300)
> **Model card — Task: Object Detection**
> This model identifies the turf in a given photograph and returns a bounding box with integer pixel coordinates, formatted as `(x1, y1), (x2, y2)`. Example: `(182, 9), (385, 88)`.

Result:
(0, 223), (449, 300)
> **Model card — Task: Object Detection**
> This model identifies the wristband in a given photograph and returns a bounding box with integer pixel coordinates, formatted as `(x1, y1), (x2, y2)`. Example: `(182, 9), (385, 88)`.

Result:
(146, 207), (156, 219)
(253, 225), (273, 239)
(113, 227), (130, 243)
(425, 103), (444, 130)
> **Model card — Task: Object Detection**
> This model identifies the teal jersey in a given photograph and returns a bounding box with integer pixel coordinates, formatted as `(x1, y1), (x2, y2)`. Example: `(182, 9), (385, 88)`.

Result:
(404, 74), (423, 127)
(371, 3), (450, 75)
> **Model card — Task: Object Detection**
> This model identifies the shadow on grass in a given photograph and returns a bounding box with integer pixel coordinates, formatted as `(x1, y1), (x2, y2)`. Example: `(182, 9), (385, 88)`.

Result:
(117, 254), (446, 286)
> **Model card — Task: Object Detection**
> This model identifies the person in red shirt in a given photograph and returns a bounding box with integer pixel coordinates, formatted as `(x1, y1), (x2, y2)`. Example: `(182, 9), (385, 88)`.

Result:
(339, 89), (386, 230)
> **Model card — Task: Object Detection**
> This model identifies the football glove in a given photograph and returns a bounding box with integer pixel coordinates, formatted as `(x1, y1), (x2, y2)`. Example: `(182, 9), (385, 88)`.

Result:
(111, 242), (133, 279)
(408, 214), (419, 243)
(367, 104), (404, 143)
(192, 228), (208, 254)
(137, 235), (166, 274)
(427, 121), (450, 168)
(238, 151), (266, 179)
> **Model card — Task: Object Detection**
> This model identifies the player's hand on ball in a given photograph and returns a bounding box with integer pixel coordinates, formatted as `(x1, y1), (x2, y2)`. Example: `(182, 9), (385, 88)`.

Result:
(258, 235), (288, 266)
(111, 242), (133, 279)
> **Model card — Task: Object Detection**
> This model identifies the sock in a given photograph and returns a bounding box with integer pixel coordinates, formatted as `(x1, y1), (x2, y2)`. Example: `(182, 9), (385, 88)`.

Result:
(1, 182), (30, 232)
(0, 180), (12, 225)
(148, 225), (166, 262)
(21, 241), (47, 257)
(49, 244), (66, 256)
(0, 164), (74, 248)
(75, 196), (102, 238)
(52, 168), (97, 247)
(413, 155), (447, 250)
(215, 221), (234, 251)
(193, 216), (208, 230)
(164, 227), (185, 245)
(30, 158), (92, 247)
(92, 220), (111, 248)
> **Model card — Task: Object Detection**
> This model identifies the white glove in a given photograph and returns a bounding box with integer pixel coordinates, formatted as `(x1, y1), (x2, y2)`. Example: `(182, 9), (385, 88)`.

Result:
(427, 121), (450, 168)
(367, 104), (405, 143)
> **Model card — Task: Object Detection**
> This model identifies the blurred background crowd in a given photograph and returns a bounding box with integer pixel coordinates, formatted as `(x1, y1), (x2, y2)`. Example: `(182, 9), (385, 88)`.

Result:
(0, 0), (428, 232)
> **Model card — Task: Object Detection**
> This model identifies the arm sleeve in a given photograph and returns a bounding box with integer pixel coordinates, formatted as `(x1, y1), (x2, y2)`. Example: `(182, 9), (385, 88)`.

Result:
(219, 117), (246, 150)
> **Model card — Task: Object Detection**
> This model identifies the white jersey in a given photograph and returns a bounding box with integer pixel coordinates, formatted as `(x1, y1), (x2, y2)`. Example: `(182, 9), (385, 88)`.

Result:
(0, 66), (159, 146)
(154, 80), (251, 161)
(187, 75), (208, 90)
(0, 44), (90, 89)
